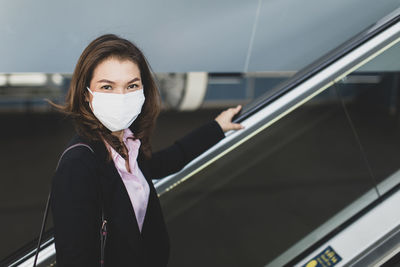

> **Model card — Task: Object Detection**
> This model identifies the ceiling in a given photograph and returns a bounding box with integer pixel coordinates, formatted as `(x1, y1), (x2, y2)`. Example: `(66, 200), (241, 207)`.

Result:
(1, 0), (400, 73)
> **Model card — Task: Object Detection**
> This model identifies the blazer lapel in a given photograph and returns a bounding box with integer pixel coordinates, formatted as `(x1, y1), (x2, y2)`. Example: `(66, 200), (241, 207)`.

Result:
(137, 150), (158, 232)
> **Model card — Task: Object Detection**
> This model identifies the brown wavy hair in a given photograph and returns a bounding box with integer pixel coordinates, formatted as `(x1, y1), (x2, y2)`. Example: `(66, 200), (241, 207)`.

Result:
(52, 34), (161, 160)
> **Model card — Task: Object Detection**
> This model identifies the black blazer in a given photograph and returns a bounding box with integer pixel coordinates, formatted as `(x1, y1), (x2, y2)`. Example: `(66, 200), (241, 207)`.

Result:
(50, 120), (225, 267)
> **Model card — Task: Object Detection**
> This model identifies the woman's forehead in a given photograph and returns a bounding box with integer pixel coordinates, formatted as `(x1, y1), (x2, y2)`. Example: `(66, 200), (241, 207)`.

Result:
(92, 57), (141, 83)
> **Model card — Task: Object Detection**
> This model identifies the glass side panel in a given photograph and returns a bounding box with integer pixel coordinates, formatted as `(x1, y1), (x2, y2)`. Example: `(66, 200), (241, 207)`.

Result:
(335, 41), (400, 195)
(160, 38), (400, 267)
(160, 84), (378, 266)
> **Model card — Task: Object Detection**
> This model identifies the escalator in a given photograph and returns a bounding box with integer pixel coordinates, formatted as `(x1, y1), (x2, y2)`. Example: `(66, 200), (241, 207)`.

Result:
(4, 7), (400, 267)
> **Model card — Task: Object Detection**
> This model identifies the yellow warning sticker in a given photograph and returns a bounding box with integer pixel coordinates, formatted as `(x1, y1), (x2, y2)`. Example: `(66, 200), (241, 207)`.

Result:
(302, 246), (342, 267)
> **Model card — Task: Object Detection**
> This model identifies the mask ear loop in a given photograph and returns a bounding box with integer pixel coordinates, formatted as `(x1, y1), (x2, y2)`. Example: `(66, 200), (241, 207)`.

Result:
(86, 86), (94, 95)
(86, 86), (94, 110)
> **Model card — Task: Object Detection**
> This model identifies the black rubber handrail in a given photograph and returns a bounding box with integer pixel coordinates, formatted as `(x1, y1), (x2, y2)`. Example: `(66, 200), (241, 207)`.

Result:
(233, 8), (400, 123)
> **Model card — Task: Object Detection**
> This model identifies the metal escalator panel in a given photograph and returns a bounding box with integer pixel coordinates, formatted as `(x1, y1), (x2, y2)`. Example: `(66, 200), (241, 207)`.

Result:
(6, 7), (400, 267)
(275, 32), (400, 267)
(294, 185), (400, 267)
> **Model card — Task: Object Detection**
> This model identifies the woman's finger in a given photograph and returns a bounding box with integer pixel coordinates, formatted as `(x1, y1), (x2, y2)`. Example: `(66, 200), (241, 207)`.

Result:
(226, 123), (244, 131)
(233, 105), (242, 115)
(228, 105), (242, 117)
(233, 123), (244, 130)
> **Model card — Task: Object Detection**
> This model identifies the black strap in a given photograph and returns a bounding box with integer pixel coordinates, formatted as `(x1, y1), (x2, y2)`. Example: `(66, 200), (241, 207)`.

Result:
(100, 212), (107, 267)
(33, 190), (52, 267)
(99, 175), (107, 267)
(33, 143), (106, 267)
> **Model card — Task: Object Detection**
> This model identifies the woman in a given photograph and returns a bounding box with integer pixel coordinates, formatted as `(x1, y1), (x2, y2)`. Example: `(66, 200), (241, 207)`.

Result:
(50, 33), (243, 266)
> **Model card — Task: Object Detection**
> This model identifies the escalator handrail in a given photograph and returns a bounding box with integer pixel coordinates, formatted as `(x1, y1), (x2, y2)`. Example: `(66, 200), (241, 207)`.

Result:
(155, 7), (400, 196)
(234, 7), (400, 124)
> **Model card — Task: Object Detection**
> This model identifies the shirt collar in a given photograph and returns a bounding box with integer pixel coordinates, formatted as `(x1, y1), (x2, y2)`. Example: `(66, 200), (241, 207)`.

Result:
(123, 128), (134, 142)
(105, 128), (140, 162)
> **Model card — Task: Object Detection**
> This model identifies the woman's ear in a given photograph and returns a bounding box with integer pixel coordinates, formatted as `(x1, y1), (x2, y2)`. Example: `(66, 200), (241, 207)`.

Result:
(84, 89), (91, 102)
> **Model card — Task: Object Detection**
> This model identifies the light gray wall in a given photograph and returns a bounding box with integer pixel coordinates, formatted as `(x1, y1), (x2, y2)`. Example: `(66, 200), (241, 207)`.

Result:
(1, 0), (399, 73)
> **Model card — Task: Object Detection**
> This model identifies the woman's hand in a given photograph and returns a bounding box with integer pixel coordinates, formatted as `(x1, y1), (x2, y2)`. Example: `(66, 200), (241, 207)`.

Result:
(214, 105), (245, 133)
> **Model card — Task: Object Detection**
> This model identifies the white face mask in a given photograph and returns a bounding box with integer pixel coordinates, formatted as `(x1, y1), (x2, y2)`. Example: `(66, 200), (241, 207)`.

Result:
(86, 87), (145, 132)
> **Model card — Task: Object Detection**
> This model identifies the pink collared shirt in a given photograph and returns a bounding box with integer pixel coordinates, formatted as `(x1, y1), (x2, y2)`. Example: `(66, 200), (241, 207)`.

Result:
(105, 128), (150, 232)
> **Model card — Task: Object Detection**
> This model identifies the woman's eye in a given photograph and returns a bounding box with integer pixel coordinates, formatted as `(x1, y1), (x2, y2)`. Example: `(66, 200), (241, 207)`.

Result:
(128, 84), (139, 89)
(101, 85), (112, 90)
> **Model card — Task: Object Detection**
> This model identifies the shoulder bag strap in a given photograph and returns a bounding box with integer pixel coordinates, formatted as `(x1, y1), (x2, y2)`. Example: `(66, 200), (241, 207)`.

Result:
(33, 143), (103, 267)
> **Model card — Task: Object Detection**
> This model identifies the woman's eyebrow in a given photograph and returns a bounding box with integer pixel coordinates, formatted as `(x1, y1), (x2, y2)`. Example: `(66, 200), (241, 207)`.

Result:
(127, 78), (141, 84)
(97, 78), (141, 84)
